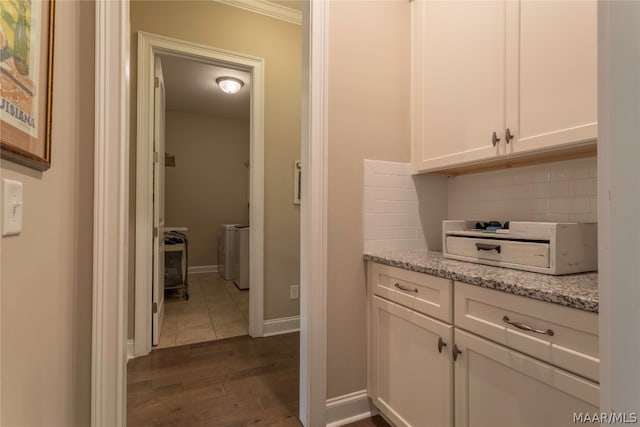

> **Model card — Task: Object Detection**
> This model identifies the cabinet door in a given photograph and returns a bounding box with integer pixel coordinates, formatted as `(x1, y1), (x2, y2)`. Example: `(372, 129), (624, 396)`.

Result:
(412, 0), (506, 173)
(369, 296), (453, 427)
(506, 0), (597, 155)
(454, 328), (599, 427)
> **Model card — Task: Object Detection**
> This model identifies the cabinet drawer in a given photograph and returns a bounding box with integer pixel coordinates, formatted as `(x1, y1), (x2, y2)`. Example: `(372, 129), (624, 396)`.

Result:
(368, 262), (453, 323)
(454, 281), (599, 382)
(446, 236), (550, 268)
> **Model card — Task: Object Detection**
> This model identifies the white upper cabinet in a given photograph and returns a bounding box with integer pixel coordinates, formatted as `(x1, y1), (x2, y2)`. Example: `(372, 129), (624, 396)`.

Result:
(412, 0), (506, 172)
(412, 0), (597, 174)
(506, 0), (597, 155)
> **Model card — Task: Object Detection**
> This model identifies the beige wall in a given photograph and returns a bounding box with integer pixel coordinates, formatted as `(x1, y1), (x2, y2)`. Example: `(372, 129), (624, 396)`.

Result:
(327, 0), (412, 399)
(165, 110), (250, 266)
(129, 1), (301, 337)
(0, 1), (94, 424)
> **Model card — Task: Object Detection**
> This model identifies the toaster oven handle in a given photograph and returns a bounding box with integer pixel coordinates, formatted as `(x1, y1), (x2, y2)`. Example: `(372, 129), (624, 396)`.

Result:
(475, 243), (501, 253)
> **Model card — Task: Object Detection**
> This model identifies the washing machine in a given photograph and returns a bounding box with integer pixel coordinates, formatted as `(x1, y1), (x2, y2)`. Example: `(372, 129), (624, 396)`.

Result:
(232, 225), (250, 290)
(218, 224), (241, 280)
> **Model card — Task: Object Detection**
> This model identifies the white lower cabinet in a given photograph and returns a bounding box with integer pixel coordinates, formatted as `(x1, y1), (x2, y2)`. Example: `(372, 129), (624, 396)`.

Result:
(369, 295), (453, 427)
(453, 328), (599, 427)
(367, 262), (600, 427)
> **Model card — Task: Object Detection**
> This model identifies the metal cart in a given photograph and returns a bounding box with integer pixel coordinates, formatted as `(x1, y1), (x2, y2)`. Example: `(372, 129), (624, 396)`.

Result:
(164, 228), (189, 300)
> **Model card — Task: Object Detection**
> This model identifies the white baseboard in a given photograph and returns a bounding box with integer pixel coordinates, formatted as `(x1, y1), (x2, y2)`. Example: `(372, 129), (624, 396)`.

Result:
(187, 264), (220, 274)
(127, 339), (135, 360)
(263, 316), (300, 336)
(326, 390), (378, 427)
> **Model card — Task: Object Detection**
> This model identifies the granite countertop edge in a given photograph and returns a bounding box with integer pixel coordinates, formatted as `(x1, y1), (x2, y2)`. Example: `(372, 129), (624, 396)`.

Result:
(364, 250), (599, 313)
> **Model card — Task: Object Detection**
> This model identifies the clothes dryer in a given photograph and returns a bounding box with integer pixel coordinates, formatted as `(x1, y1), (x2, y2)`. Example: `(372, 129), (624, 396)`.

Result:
(232, 225), (250, 290)
(218, 224), (240, 280)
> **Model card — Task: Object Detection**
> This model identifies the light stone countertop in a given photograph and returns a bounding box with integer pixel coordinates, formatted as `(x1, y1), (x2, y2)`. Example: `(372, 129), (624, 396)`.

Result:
(363, 250), (599, 313)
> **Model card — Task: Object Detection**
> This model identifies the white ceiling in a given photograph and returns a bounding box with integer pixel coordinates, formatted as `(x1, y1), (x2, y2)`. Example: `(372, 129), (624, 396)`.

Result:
(160, 54), (251, 120)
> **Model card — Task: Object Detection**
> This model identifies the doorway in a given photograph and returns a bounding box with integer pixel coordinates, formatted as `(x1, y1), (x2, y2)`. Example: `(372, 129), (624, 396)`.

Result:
(134, 32), (267, 356)
(92, 0), (328, 425)
(156, 54), (253, 347)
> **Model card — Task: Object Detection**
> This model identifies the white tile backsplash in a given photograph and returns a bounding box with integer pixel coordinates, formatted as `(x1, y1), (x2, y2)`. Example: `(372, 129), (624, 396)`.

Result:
(363, 160), (428, 252)
(363, 159), (448, 252)
(448, 157), (597, 223)
(364, 160), (416, 189)
(363, 157), (592, 254)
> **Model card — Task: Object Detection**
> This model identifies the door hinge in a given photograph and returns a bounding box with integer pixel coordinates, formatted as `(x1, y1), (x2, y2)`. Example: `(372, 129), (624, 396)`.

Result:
(154, 76), (160, 88)
(152, 302), (158, 314)
(153, 151), (159, 163)
(153, 226), (159, 238)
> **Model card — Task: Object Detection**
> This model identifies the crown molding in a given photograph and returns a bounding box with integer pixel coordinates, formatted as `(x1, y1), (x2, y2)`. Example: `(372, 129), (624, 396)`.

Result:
(213, 0), (302, 25)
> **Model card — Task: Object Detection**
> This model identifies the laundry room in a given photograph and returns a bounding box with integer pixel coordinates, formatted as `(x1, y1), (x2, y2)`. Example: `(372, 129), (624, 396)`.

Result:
(159, 54), (252, 347)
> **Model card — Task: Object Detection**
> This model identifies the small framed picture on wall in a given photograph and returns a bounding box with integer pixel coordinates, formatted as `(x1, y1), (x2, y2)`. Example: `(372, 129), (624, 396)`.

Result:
(0, 0), (55, 171)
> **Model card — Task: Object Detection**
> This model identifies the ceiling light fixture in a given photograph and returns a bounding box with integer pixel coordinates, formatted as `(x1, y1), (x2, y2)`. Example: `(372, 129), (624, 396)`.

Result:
(216, 76), (244, 94)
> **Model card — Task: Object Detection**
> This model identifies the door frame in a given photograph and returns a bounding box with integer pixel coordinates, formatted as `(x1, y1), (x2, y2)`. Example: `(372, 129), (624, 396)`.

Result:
(597, 1), (640, 413)
(92, 1), (130, 424)
(92, 0), (328, 426)
(134, 31), (266, 357)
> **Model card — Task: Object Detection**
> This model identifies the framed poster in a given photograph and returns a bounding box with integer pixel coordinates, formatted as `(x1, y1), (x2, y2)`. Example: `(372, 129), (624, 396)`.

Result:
(0, 0), (55, 171)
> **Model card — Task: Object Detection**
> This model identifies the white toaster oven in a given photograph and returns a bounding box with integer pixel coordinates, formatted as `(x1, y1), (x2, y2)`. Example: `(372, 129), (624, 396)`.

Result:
(442, 220), (597, 275)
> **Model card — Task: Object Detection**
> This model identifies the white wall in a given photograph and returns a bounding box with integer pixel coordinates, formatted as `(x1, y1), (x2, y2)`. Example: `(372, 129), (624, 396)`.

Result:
(164, 110), (250, 267)
(448, 157), (597, 223)
(0, 1), (94, 424)
(327, 0), (412, 400)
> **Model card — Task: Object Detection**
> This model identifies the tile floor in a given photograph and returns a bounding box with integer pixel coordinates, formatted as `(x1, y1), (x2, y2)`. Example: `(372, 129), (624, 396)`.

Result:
(157, 272), (249, 348)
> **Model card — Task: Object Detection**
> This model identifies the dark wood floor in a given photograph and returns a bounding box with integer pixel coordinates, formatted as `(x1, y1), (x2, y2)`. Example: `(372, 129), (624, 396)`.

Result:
(128, 331), (390, 427)
(343, 415), (391, 427)
(128, 332), (300, 426)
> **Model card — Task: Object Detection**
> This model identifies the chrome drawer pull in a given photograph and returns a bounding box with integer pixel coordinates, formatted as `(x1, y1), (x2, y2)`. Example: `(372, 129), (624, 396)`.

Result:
(394, 283), (418, 293)
(476, 243), (501, 253)
(502, 316), (554, 336)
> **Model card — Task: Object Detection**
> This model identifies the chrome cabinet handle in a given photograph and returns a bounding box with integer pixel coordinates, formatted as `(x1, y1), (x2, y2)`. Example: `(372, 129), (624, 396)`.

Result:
(492, 131), (501, 147)
(502, 316), (554, 336)
(394, 283), (418, 293)
(437, 337), (447, 354)
(452, 344), (462, 361)
(505, 128), (514, 144)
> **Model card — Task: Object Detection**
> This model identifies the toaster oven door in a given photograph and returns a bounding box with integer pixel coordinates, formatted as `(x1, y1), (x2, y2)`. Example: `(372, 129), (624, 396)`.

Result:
(446, 236), (550, 268)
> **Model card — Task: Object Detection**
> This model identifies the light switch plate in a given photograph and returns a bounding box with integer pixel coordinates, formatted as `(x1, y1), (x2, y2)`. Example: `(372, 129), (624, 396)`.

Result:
(3, 178), (23, 236)
(290, 284), (299, 300)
